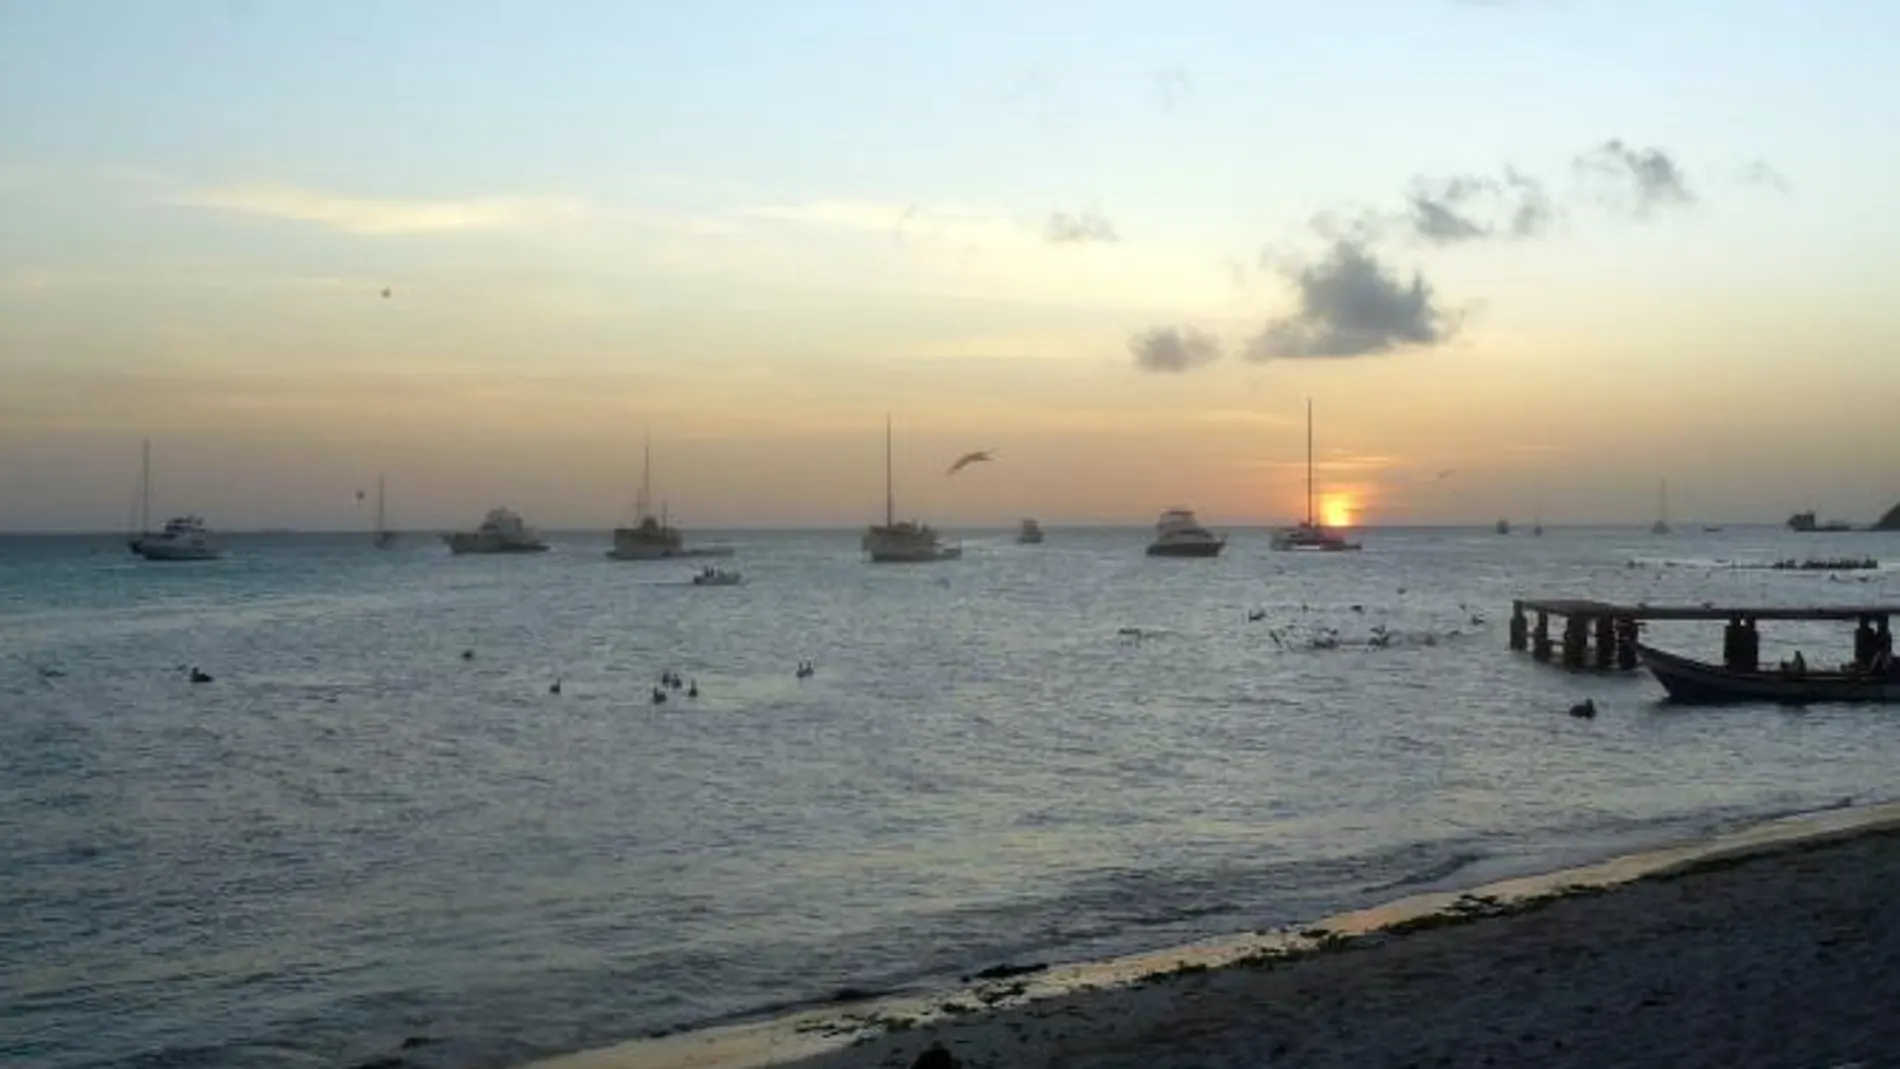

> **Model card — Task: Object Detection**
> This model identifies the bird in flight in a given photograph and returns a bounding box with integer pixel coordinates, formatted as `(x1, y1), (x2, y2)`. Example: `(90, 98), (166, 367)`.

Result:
(946, 450), (995, 476)
(381, 287), (392, 299)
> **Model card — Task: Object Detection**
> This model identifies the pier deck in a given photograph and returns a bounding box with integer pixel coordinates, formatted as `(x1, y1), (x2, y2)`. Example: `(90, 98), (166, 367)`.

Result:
(1508, 600), (1899, 671)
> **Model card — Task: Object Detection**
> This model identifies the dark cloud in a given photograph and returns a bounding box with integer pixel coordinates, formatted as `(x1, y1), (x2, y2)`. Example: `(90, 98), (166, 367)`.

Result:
(1130, 325), (1222, 373)
(1045, 210), (1119, 244)
(1575, 139), (1694, 217)
(1244, 240), (1458, 360)
(1406, 168), (1556, 245)
(1738, 159), (1791, 194)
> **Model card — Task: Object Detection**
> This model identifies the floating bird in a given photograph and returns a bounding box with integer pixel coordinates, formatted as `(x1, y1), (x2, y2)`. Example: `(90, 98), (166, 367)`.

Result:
(189, 667), (214, 684)
(687, 679), (699, 698)
(1247, 609), (1266, 622)
(549, 679), (562, 695)
(945, 450), (994, 476)
(461, 649), (475, 661)
(796, 661), (815, 679)
(651, 687), (668, 704)
(1568, 699), (1597, 719)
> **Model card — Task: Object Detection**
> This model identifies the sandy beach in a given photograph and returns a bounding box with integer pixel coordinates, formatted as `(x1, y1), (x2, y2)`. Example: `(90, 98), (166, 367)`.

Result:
(523, 802), (1900, 1069)
(784, 828), (1900, 1069)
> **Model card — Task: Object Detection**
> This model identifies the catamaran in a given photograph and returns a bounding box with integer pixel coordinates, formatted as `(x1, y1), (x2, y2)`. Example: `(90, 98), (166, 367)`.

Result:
(862, 415), (960, 563)
(1270, 400), (1362, 552)
(127, 439), (224, 561)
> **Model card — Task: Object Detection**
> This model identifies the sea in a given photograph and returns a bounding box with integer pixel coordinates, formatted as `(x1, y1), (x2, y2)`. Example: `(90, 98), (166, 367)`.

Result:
(4, 525), (1898, 1069)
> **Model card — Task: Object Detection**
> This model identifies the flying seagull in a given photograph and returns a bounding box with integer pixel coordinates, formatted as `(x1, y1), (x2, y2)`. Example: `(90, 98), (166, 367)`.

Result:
(381, 287), (392, 299)
(946, 450), (995, 476)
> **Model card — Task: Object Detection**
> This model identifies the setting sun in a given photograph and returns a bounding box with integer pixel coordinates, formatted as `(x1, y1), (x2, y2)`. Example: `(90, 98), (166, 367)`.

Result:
(1320, 494), (1356, 528)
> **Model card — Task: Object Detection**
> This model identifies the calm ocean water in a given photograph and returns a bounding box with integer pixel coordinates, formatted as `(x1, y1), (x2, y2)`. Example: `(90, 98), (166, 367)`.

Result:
(4, 525), (1898, 1069)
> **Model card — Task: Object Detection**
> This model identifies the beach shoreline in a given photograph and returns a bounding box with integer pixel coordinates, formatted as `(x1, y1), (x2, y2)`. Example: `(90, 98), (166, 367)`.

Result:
(513, 798), (1900, 1069)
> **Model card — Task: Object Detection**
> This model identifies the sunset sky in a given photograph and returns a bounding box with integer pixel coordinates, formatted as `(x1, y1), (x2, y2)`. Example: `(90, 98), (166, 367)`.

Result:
(3, 1), (1897, 531)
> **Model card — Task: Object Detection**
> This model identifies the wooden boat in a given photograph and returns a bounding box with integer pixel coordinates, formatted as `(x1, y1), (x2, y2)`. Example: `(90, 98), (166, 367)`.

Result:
(1636, 642), (1900, 705)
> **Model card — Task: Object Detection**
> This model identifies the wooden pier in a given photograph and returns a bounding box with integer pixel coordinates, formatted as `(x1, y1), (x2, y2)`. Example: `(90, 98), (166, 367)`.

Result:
(1508, 599), (1899, 672)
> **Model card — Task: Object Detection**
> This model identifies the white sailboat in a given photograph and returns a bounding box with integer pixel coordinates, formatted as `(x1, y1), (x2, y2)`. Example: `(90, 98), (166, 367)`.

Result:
(862, 414), (961, 563)
(127, 439), (223, 561)
(1270, 399), (1362, 552)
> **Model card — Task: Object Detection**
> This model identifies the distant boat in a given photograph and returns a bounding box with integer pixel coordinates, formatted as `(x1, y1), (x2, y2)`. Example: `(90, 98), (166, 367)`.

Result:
(127, 439), (223, 561)
(443, 507), (548, 554)
(691, 565), (743, 586)
(372, 473), (397, 549)
(1495, 517), (1511, 535)
(609, 433), (734, 561)
(1788, 510), (1853, 533)
(1017, 518), (1045, 545)
(1270, 399), (1362, 552)
(1146, 508), (1225, 557)
(1532, 491), (1544, 537)
(863, 415), (961, 563)
(1650, 479), (1672, 535)
(1638, 642), (1899, 705)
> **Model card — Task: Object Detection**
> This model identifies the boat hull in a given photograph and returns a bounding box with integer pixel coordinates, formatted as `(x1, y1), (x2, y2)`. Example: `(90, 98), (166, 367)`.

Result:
(608, 544), (735, 561)
(868, 546), (962, 563)
(131, 538), (222, 561)
(1146, 541), (1224, 558)
(1271, 541), (1362, 553)
(442, 534), (548, 555)
(1637, 643), (1900, 705)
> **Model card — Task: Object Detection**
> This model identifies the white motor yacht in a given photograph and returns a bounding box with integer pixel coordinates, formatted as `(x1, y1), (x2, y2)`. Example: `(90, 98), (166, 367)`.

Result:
(1146, 508), (1225, 557)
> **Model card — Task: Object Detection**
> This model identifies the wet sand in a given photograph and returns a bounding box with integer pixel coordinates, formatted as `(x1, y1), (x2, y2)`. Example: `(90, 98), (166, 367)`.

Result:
(783, 827), (1900, 1069)
(523, 802), (1900, 1069)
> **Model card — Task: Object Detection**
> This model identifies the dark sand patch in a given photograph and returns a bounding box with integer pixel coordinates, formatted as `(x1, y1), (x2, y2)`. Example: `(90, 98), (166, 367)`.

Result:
(787, 828), (1900, 1069)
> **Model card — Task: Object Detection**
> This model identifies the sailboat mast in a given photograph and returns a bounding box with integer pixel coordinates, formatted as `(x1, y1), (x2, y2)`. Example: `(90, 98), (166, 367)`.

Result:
(374, 473), (386, 539)
(884, 413), (894, 527)
(1305, 398), (1315, 526)
(638, 431), (652, 520)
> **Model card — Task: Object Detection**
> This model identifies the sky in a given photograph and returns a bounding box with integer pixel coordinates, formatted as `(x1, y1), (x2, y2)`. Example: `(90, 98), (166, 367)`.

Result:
(3, 0), (1898, 531)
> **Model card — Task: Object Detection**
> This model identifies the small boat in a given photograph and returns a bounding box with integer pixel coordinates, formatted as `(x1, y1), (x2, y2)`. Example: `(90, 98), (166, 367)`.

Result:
(691, 566), (743, 586)
(127, 440), (223, 561)
(1146, 508), (1224, 557)
(1495, 517), (1511, 535)
(1788, 510), (1853, 533)
(1269, 400), (1362, 552)
(443, 507), (548, 554)
(609, 434), (734, 560)
(1017, 518), (1045, 545)
(1638, 642), (1899, 704)
(863, 415), (961, 563)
